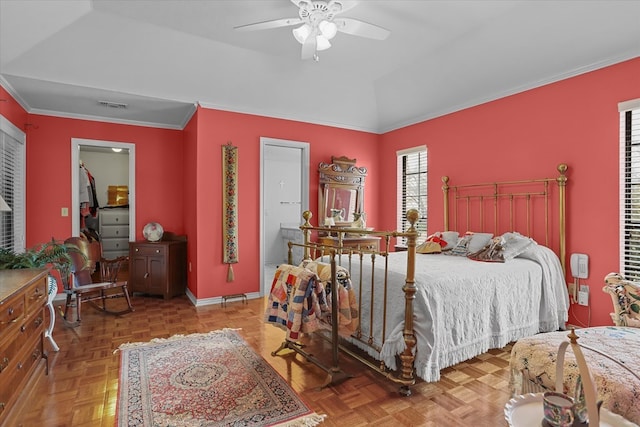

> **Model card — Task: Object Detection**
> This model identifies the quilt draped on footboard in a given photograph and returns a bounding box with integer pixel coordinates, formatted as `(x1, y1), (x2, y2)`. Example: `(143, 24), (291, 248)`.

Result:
(265, 264), (324, 341)
(265, 262), (360, 341)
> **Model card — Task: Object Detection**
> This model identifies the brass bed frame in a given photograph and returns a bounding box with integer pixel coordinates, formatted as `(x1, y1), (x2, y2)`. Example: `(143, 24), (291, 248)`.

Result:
(275, 164), (568, 395)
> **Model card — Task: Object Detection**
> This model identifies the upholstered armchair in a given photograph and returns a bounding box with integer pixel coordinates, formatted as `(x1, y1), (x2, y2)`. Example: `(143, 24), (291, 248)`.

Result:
(603, 272), (640, 327)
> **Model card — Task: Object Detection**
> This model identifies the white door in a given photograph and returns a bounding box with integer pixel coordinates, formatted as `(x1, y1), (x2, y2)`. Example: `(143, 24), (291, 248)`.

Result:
(260, 138), (309, 296)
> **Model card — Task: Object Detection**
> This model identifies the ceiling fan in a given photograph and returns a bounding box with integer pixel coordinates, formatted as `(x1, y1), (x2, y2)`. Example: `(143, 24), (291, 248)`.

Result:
(234, 0), (390, 61)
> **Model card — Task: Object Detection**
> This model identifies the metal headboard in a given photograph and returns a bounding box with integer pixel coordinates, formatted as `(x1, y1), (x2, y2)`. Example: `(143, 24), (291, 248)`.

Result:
(442, 164), (568, 272)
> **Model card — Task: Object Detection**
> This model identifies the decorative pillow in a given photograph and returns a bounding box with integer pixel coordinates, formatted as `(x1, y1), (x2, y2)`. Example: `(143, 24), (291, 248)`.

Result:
(416, 240), (442, 254)
(441, 231), (460, 250)
(501, 232), (536, 261)
(467, 232), (494, 253)
(427, 233), (447, 247)
(468, 236), (505, 263)
(447, 234), (472, 256)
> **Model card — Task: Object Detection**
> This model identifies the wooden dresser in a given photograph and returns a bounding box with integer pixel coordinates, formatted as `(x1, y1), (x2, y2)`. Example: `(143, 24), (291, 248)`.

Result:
(318, 235), (380, 252)
(129, 238), (187, 299)
(0, 268), (48, 424)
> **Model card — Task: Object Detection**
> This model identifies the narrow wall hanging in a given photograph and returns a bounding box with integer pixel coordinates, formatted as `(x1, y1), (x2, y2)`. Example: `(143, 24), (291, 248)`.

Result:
(222, 142), (238, 282)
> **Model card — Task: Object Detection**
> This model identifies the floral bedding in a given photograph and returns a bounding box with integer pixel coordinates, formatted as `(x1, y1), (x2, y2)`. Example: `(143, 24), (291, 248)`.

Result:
(509, 326), (640, 425)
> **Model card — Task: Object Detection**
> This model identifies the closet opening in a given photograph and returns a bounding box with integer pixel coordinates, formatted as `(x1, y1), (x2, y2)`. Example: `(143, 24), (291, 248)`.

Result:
(71, 138), (136, 257)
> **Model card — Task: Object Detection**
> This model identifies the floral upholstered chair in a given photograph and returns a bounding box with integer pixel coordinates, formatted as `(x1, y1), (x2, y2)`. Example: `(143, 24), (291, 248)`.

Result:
(603, 272), (640, 327)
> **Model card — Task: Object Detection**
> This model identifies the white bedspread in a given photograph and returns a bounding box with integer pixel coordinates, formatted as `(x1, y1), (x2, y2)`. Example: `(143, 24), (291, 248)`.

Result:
(342, 244), (569, 382)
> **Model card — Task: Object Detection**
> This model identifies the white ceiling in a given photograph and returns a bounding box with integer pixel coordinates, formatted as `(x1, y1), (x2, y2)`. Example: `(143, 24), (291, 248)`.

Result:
(1, 0), (639, 133)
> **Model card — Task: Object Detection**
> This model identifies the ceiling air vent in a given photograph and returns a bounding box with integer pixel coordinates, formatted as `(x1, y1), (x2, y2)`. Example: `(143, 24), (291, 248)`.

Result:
(97, 100), (128, 109)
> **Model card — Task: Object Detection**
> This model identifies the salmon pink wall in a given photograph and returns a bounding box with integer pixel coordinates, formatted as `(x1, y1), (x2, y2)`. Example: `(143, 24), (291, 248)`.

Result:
(183, 110), (199, 295)
(5, 57), (640, 326)
(191, 108), (378, 299)
(23, 115), (184, 247)
(379, 57), (640, 327)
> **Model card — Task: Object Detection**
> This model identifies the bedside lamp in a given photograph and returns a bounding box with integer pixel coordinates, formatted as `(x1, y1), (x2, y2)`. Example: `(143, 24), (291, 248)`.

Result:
(0, 194), (10, 212)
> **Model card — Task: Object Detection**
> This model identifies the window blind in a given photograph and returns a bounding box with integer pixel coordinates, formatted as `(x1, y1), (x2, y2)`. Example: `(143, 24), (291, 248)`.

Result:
(620, 99), (640, 280)
(396, 146), (427, 245)
(0, 115), (26, 252)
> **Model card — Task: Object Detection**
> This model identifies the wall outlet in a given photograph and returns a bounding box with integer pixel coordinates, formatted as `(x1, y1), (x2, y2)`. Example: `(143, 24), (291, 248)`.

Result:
(578, 284), (589, 306)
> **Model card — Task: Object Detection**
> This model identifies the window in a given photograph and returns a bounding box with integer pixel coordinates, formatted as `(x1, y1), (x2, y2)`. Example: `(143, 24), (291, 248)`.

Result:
(0, 115), (26, 252)
(397, 146), (427, 245)
(620, 99), (640, 280)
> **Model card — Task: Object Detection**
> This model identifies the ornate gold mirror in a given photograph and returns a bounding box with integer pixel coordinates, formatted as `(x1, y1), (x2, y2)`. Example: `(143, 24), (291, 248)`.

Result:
(318, 156), (367, 227)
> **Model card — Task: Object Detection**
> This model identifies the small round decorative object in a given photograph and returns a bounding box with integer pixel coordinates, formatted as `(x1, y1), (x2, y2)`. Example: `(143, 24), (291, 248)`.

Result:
(143, 222), (164, 242)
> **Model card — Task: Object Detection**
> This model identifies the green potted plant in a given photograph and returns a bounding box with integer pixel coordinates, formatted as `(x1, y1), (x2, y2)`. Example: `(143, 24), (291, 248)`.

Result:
(0, 238), (83, 280)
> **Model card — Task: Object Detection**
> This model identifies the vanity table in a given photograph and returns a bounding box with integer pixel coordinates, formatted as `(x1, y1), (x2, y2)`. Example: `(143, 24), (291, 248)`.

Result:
(318, 156), (367, 233)
(318, 235), (380, 252)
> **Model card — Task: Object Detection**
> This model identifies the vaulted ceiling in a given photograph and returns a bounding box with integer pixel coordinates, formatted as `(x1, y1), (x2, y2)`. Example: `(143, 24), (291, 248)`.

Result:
(1, 0), (639, 133)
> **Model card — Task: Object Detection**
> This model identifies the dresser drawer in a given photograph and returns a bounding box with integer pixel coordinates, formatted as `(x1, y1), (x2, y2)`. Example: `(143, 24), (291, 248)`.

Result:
(24, 279), (47, 316)
(0, 296), (24, 336)
(100, 209), (129, 225)
(0, 334), (43, 417)
(101, 224), (129, 239)
(102, 238), (130, 253)
(0, 311), (43, 376)
(131, 244), (166, 257)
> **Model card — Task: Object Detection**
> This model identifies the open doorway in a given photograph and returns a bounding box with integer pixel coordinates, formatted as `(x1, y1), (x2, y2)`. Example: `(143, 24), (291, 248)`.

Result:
(71, 138), (136, 248)
(260, 138), (309, 296)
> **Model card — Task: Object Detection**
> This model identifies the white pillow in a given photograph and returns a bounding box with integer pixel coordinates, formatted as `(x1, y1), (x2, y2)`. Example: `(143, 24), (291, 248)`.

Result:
(501, 232), (536, 260)
(467, 232), (494, 253)
(447, 234), (471, 256)
(441, 231), (460, 250)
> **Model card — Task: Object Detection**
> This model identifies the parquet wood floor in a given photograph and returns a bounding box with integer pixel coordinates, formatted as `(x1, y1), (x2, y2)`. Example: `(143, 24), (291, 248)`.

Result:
(10, 293), (515, 427)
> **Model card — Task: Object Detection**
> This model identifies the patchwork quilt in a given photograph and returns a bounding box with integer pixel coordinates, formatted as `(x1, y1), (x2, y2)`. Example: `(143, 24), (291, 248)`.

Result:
(265, 262), (359, 341)
(265, 264), (323, 341)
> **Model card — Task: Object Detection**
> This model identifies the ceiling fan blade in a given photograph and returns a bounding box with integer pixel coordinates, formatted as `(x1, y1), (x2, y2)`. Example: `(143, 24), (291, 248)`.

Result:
(234, 17), (302, 32)
(290, 0), (311, 7)
(334, 17), (390, 40)
(332, 0), (358, 14)
(301, 36), (317, 60)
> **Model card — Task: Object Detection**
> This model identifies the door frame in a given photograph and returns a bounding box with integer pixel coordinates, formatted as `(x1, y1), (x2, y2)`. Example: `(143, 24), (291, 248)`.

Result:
(71, 138), (136, 238)
(260, 137), (310, 296)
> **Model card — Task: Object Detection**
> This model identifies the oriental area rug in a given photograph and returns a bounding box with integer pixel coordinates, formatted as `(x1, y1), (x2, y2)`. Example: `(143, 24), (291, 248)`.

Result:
(116, 329), (325, 426)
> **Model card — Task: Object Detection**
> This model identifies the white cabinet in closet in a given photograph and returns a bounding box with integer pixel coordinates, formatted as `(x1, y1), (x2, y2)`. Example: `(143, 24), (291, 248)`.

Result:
(99, 208), (130, 258)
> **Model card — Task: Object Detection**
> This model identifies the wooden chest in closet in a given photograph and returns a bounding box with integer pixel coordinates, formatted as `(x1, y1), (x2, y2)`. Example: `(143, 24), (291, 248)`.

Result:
(99, 207), (130, 258)
(0, 268), (48, 425)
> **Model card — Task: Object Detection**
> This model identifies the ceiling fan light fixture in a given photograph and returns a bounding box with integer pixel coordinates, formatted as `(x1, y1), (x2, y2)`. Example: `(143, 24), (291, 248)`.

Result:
(318, 20), (337, 39)
(238, 0), (389, 60)
(316, 35), (331, 51)
(293, 24), (311, 44)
